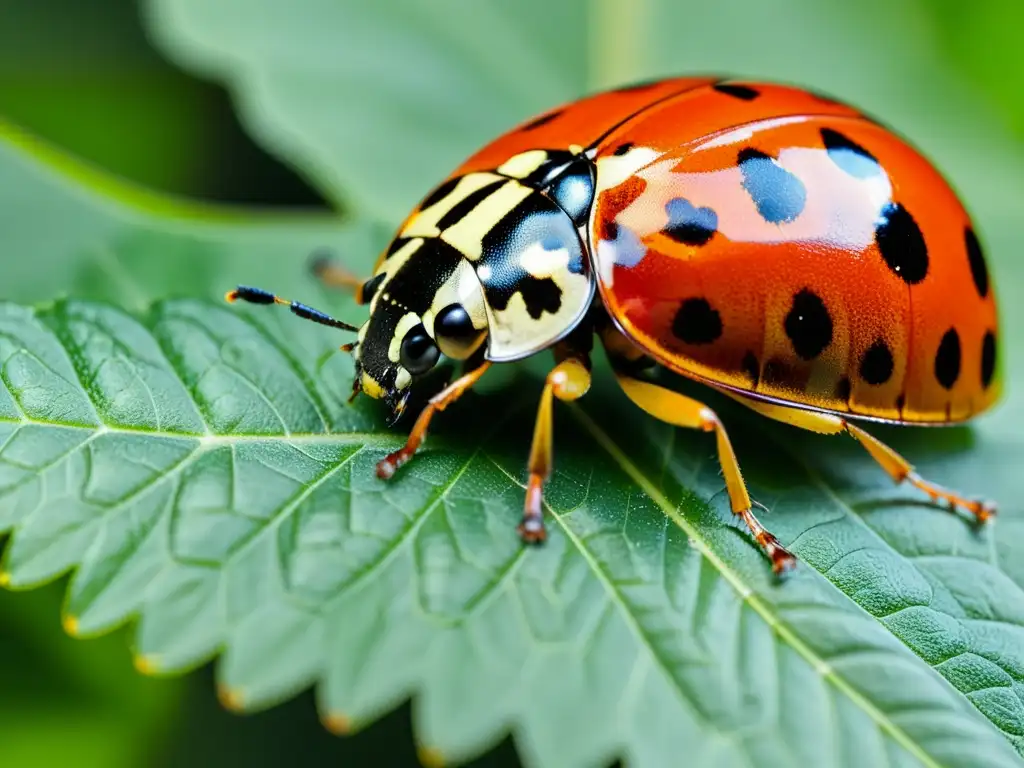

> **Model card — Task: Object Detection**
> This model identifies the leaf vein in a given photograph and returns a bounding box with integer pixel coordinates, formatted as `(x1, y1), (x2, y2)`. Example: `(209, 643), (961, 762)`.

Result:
(570, 405), (945, 768)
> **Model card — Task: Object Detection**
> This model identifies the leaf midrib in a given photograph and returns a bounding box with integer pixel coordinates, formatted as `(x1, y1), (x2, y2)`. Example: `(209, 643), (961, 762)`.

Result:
(487, 458), (726, 741)
(0, 417), (402, 446)
(755, 418), (1024, 738)
(567, 405), (944, 768)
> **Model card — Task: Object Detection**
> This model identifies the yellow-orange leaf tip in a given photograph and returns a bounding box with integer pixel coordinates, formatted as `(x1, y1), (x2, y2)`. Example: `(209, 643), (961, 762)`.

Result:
(133, 654), (159, 675)
(62, 614), (79, 636)
(217, 685), (245, 712)
(0, 572), (10, 587)
(417, 746), (445, 768)
(322, 712), (352, 736)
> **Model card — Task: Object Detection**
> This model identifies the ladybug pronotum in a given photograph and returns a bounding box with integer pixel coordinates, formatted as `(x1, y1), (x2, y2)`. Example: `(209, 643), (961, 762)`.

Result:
(227, 77), (1000, 573)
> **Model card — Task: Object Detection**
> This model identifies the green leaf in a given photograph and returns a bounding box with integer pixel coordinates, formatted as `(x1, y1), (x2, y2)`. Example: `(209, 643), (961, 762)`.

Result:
(2, 290), (1021, 768)
(0, 118), (385, 309)
(143, 0), (590, 221)
(0, 0), (209, 196)
(5, 0), (1024, 765)
(3, 135), (1024, 767)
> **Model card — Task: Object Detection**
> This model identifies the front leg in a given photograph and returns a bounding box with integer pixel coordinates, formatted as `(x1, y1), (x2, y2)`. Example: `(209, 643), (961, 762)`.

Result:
(375, 362), (491, 479)
(309, 252), (382, 305)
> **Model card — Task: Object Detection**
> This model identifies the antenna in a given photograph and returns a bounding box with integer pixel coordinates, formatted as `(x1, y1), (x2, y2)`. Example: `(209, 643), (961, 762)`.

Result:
(225, 285), (360, 332)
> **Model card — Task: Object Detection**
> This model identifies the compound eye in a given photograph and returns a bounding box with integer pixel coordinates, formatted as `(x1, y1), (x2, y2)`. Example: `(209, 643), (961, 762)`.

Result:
(399, 325), (440, 375)
(433, 303), (486, 359)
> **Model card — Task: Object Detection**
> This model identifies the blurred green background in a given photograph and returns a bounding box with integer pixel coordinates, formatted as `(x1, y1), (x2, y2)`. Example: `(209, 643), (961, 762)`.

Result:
(1, 0), (1023, 766)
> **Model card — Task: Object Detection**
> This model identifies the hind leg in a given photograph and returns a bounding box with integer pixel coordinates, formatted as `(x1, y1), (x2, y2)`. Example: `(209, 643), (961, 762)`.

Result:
(720, 390), (995, 522)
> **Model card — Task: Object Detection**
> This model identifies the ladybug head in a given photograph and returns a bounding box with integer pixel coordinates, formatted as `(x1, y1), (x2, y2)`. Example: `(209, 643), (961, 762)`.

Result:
(353, 237), (489, 417)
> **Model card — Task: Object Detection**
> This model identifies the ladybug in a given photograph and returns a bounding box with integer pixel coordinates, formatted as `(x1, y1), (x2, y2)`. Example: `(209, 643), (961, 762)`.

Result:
(227, 77), (1000, 573)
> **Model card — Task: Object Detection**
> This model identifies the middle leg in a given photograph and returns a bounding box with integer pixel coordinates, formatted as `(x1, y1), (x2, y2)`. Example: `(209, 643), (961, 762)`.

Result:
(519, 351), (592, 543)
(612, 371), (796, 572)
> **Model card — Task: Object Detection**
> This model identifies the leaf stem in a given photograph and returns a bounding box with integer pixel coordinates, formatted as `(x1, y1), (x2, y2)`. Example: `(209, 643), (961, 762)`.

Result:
(587, 0), (653, 91)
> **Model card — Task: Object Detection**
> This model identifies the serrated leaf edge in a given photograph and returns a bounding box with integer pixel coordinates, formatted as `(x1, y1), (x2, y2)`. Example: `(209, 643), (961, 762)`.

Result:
(0, 294), (1005, 767)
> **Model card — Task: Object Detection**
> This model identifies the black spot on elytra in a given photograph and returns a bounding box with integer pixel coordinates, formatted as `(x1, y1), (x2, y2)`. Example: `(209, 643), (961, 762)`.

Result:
(713, 82), (760, 100)
(737, 148), (769, 163)
(663, 198), (718, 246)
(436, 180), (505, 230)
(859, 339), (895, 385)
(613, 142), (635, 156)
(784, 289), (832, 360)
(762, 358), (794, 387)
(483, 271), (563, 319)
(418, 177), (460, 211)
(875, 203), (928, 284)
(821, 128), (881, 178)
(836, 376), (852, 403)
(965, 227), (989, 298)
(672, 298), (723, 345)
(741, 351), (760, 386)
(981, 331), (997, 389)
(934, 328), (961, 390)
(521, 109), (563, 131)
(738, 148), (807, 224)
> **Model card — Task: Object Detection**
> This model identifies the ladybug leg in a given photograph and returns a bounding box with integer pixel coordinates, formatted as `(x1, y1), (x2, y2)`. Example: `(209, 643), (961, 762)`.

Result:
(611, 371), (795, 574)
(307, 253), (390, 306)
(845, 422), (996, 522)
(720, 392), (996, 524)
(376, 362), (491, 479)
(309, 253), (365, 295)
(519, 353), (592, 544)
